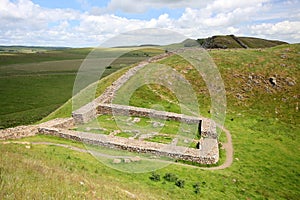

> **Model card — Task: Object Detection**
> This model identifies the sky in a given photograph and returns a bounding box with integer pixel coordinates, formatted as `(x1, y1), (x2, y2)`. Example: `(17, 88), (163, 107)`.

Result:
(0, 0), (299, 47)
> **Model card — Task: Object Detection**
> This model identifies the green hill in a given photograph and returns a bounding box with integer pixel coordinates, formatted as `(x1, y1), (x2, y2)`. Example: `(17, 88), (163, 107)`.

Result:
(0, 44), (299, 199)
(197, 35), (288, 49)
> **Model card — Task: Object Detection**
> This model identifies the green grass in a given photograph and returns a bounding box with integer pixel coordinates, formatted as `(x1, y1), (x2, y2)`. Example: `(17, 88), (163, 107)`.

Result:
(0, 75), (76, 128)
(239, 37), (287, 48)
(0, 47), (163, 128)
(74, 114), (197, 147)
(1, 122), (299, 199)
(0, 48), (92, 66)
(198, 35), (287, 49)
(145, 135), (174, 144)
(115, 132), (136, 138)
(1, 44), (299, 199)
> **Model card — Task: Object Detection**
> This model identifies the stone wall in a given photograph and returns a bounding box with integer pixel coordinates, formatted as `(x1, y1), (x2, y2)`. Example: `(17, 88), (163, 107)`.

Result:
(73, 103), (217, 139)
(0, 125), (38, 140)
(72, 51), (173, 122)
(72, 51), (217, 139)
(0, 118), (74, 140)
(95, 51), (174, 104)
(38, 126), (219, 164)
(72, 102), (98, 124)
(98, 103), (217, 138)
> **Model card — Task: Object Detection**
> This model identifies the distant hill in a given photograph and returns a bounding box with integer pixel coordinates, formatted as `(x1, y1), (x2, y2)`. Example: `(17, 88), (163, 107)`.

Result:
(0, 45), (70, 53)
(0, 35), (288, 51)
(196, 35), (288, 49)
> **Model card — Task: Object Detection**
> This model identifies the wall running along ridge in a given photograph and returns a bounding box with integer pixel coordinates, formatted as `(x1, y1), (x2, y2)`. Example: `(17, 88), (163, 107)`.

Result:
(72, 51), (218, 138)
(70, 51), (219, 164)
(0, 51), (220, 165)
(0, 118), (74, 140)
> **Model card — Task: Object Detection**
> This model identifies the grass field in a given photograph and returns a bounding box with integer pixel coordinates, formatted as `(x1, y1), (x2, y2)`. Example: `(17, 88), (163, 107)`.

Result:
(0, 47), (163, 128)
(0, 44), (299, 199)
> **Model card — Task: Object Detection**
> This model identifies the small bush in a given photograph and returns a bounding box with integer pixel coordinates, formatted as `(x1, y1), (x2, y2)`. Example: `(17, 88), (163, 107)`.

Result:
(163, 173), (178, 182)
(193, 182), (200, 194)
(149, 172), (161, 182)
(175, 179), (185, 188)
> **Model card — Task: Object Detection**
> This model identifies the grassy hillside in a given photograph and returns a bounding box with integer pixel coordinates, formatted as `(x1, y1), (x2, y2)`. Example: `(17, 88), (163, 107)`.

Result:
(197, 35), (287, 49)
(27, 43), (299, 199)
(0, 48), (163, 128)
(0, 44), (299, 199)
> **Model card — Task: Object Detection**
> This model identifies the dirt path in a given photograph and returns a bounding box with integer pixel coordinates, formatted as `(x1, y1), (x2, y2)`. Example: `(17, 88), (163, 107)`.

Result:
(204, 125), (233, 170)
(1, 126), (233, 171)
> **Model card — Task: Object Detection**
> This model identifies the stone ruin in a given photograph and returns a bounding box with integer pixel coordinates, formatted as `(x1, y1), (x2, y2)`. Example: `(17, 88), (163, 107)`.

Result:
(0, 51), (220, 165)
(70, 52), (219, 164)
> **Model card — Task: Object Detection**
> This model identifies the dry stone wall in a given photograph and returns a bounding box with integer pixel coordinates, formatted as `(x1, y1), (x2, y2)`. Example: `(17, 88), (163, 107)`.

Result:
(0, 118), (74, 140)
(0, 51), (219, 166)
(72, 51), (217, 138)
(73, 103), (217, 139)
(97, 103), (217, 138)
(38, 126), (219, 164)
(0, 125), (38, 140)
(95, 52), (174, 104)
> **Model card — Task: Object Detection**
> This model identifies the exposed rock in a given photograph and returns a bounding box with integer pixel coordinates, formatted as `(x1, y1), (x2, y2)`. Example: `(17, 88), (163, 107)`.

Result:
(171, 138), (178, 146)
(110, 130), (121, 136)
(280, 54), (287, 59)
(139, 132), (158, 140)
(152, 121), (164, 128)
(269, 77), (277, 86)
(113, 159), (122, 164)
(132, 130), (140, 134)
(183, 139), (190, 144)
(130, 156), (141, 162)
(124, 158), (131, 163)
(285, 77), (296, 86)
(280, 63), (286, 67)
(132, 117), (141, 123)
(236, 93), (243, 100)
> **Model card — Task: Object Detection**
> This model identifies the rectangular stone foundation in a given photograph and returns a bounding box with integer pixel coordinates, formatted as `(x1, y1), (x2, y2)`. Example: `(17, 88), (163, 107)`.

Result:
(38, 127), (219, 165)
(72, 103), (217, 139)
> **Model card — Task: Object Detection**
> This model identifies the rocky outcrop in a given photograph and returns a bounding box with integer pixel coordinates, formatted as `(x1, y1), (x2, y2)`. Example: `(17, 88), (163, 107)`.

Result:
(229, 35), (248, 49)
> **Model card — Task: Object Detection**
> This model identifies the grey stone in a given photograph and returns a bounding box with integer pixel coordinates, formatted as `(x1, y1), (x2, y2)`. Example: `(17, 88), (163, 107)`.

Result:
(130, 156), (141, 162)
(113, 159), (122, 164)
(124, 158), (131, 163)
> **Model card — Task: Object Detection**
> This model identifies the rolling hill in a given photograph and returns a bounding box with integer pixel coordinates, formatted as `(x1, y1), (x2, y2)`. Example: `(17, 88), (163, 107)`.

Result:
(196, 35), (288, 49)
(0, 42), (299, 199)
